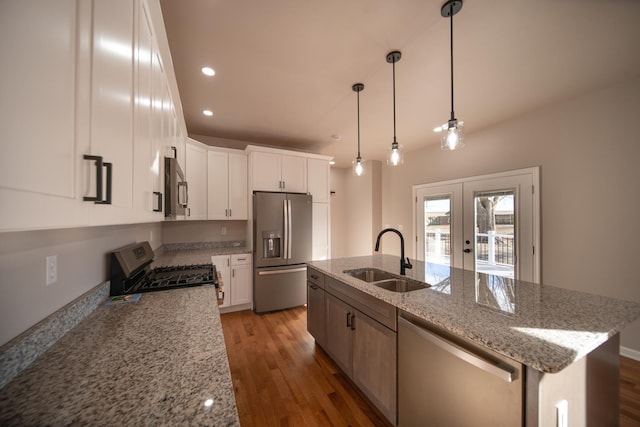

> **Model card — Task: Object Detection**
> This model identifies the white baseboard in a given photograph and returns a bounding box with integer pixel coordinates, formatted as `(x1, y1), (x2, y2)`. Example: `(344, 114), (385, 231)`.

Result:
(621, 346), (640, 361)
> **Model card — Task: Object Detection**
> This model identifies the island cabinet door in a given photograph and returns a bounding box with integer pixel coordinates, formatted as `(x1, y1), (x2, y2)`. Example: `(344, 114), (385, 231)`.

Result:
(325, 293), (353, 377)
(352, 311), (397, 425)
(307, 282), (326, 347)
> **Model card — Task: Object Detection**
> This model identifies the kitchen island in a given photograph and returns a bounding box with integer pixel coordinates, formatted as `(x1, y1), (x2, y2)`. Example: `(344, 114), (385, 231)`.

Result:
(0, 285), (239, 426)
(308, 254), (640, 426)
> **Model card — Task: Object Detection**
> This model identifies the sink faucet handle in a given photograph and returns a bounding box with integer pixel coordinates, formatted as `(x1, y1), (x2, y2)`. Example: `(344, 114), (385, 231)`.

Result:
(405, 257), (413, 269)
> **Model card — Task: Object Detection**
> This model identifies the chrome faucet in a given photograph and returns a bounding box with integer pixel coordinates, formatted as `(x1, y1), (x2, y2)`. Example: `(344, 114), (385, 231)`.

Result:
(374, 228), (413, 275)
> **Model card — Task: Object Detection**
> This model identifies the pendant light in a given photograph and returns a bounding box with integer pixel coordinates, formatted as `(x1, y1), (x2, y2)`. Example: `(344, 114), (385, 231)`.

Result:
(441, 0), (464, 150)
(386, 51), (404, 166)
(352, 83), (366, 176)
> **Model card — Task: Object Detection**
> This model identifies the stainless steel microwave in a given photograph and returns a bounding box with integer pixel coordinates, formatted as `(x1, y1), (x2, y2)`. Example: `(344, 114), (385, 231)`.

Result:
(164, 157), (188, 218)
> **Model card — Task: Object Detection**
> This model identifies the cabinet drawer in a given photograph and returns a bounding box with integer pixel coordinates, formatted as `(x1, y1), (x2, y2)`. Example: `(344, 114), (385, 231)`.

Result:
(307, 266), (325, 289)
(231, 254), (251, 266)
(326, 277), (397, 331)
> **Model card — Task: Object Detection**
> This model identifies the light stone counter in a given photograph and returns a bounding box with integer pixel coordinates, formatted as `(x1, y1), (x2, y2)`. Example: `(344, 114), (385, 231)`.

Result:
(0, 286), (239, 426)
(308, 254), (640, 373)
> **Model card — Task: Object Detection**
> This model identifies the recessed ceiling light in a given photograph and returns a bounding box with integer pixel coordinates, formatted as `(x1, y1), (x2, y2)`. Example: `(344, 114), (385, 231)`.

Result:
(203, 110), (213, 116)
(329, 160), (336, 165)
(201, 67), (215, 77)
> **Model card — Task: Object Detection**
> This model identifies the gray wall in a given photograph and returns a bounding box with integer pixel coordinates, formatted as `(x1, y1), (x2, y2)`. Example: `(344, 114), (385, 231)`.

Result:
(380, 76), (640, 351)
(331, 161), (382, 258)
(0, 223), (162, 346)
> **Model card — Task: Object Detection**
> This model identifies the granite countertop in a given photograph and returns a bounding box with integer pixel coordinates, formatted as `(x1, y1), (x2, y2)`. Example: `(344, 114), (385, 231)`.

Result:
(0, 286), (239, 426)
(308, 254), (640, 373)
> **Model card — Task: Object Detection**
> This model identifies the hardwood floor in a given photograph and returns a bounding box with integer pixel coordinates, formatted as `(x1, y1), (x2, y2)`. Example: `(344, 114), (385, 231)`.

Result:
(221, 307), (640, 426)
(621, 356), (640, 426)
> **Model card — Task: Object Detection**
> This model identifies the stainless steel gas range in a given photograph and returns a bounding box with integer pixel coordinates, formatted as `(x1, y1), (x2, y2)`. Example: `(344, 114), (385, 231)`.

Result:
(109, 242), (220, 298)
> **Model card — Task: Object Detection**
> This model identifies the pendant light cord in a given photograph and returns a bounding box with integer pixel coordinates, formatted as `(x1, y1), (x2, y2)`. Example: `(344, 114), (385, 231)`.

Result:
(357, 89), (361, 158)
(392, 59), (397, 143)
(449, 3), (455, 121)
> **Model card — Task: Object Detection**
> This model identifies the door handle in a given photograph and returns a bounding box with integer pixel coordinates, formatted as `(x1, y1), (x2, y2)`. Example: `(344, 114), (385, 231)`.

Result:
(95, 162), (112, 205)
(153, 192), (163, 212)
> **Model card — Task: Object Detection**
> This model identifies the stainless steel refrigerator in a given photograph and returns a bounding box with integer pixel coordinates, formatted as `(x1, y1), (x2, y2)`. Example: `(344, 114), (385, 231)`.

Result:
(253, 191), (312, 313)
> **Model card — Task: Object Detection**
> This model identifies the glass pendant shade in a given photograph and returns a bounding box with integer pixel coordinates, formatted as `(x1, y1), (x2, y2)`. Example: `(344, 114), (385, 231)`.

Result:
(441, 119), (464, 150)
(352, 156), (365, 176)
(387, 141), (404, 166)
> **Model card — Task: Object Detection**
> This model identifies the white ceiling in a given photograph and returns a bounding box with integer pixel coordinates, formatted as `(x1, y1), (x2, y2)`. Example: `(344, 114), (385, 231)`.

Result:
(160, 0), (640, 167)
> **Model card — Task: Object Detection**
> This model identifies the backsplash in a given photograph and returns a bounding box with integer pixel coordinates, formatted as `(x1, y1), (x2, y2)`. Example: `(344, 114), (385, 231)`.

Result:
(161, 240), (246, 252)
(162, 220), (247, 244)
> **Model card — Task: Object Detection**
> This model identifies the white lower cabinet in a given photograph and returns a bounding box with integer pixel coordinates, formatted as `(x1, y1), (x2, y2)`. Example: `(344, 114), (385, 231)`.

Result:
(212, 253), (252, 311)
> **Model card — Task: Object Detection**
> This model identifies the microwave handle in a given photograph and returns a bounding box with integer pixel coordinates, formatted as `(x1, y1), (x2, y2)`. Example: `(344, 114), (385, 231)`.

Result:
(178, 181), (188, 208)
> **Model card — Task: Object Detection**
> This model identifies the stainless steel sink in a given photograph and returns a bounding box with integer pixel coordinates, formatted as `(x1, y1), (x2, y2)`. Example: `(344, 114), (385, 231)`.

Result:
(374, 278), (428, 293)
(344, 268), (397, 283)
(343, 268), (430, 292)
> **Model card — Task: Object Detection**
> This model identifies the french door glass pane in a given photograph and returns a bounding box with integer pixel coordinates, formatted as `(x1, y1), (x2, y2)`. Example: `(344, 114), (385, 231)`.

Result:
(474, 190), (515, 278)
(424, 196), (451, 266)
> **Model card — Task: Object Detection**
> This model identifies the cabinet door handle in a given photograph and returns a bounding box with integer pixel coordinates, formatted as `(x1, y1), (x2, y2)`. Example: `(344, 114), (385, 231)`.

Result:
(229, 209), (232, 217)
(237, 257), (246, 261)
(178, 182), (188, 208)
(170, 146), (177, 158)
(95, 162), (112, 205)
(350, 313), (356, 330)
(311, 274), (319, 280)
(309, 284), (318, 290)
(83, 155), (103, 202)
(153, 192), (163, 212)
(232, 269), (235, 278)
(346, 312), (352, 328)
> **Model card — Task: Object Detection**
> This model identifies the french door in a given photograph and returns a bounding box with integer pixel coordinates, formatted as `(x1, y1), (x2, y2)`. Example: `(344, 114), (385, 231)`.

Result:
(414, 168), (539, 282)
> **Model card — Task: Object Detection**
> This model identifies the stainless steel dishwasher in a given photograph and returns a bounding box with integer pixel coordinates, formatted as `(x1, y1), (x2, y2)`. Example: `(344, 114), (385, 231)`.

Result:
(398, 312), (524, 426)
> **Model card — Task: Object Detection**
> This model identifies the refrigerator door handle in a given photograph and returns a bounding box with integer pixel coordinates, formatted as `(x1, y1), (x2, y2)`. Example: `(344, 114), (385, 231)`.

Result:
(287, 199), (293, 259)
(257, 267), (307, 275)
(283, 199), (289, 260)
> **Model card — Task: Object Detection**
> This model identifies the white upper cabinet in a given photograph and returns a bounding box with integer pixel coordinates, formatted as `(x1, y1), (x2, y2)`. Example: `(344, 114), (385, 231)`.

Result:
(185, 141), (208, 220)
(250, 150), (307, 193)
(208, 150), (248, 220)
(0, 0), (89, 231)
(0, 0), (185, 232)
(86, 0), (135, 225)
(280, 155), (307, 193)
(228, 153), (248, 219)
(307, 158), (330, 203)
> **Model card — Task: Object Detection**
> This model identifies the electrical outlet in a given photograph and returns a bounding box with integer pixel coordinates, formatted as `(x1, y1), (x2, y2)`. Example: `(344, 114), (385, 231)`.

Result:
(221, 226), (227, 236)
(556, 400), (568, 427)
(46, 255), (57, 286)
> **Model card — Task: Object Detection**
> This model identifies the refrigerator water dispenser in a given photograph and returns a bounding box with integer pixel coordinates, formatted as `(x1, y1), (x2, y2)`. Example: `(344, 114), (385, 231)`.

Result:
(262, 231), (281, 259)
